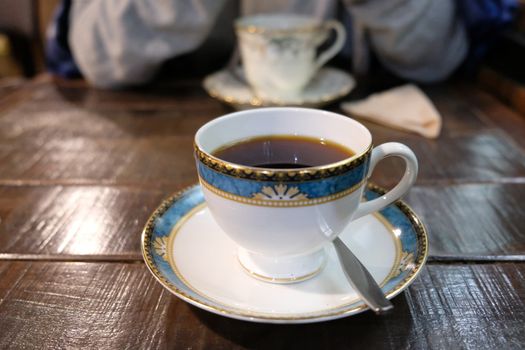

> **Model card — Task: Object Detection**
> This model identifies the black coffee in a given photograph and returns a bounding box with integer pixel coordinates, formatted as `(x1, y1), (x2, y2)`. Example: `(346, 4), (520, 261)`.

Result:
(212, 135), (354, 169)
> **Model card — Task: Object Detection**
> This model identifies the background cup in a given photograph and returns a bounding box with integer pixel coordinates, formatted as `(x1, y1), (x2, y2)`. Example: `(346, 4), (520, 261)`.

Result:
(235, 14), (346, 101)
(194, 107), (418, 283)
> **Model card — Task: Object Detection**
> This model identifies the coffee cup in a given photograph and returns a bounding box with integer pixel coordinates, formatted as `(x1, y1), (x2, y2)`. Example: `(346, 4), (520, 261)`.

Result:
(235, 14), (346, 101)
(194, 107), (417, 283)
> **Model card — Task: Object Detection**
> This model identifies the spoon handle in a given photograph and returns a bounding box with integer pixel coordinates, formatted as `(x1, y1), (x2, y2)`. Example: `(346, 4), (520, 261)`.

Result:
(333, 237), (394, 314)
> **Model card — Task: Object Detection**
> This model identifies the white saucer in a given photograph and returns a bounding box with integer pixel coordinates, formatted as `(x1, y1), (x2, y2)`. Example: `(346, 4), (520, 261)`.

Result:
(203, 67), (355, 109)
(142, 184), (428, 324)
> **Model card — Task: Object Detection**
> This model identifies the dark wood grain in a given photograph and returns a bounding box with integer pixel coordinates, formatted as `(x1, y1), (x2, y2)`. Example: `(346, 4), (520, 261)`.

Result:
(0, 185), (169, 258)
(345, 84), (525, 187)
(0, 79), (219, 187)
(0, 261), (171, 349)
(457, 84), (525, 150)
(0, 100), (218, 138)
(0, 134), (199, 186)
(404, 184), (525, 258)
(0, 75), (524, 349)
(1, 85), (524, 187)
(0, 78), (26, 105)
(477, 66), (525, 116)
(0, 261), (523, 349)
(369, 130), (525, 187)
(1, 183), (524, 259)
(0, 79), (29, 115)
(23, 75), (229, 112)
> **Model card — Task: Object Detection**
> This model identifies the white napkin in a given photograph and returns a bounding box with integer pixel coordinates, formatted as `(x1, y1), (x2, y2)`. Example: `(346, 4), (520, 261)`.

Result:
(341, 84), (442, 138)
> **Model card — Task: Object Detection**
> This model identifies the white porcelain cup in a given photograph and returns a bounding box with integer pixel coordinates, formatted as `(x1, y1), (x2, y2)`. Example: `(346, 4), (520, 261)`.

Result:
(235, 14), (346, 101)
(194, 107), (418, 283)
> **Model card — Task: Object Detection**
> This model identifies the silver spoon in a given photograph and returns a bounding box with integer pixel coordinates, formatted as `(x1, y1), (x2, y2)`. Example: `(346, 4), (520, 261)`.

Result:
(333, 237), (394, 314)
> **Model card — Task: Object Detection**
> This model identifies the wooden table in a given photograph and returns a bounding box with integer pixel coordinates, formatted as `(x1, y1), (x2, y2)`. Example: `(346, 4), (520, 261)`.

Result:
(0, 74), (524, 349)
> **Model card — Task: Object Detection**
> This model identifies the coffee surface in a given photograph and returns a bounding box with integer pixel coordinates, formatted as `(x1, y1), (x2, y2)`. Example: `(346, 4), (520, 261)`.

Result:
(212, 135), (354, 169)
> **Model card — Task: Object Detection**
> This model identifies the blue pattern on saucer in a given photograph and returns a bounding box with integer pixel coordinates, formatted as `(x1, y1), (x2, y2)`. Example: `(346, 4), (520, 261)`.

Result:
(364, 190), (420, 292)
(144, 183), (426, 321)
(149, 186), (205, 300)
(154, 186), (203, 237)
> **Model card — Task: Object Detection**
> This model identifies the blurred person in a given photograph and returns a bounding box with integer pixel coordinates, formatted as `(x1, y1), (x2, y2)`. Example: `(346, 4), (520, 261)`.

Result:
(47, 0), (470, 89)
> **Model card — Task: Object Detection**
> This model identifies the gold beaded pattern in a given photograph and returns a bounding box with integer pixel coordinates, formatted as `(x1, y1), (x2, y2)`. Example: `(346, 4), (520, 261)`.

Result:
(194, 143), (372, 182)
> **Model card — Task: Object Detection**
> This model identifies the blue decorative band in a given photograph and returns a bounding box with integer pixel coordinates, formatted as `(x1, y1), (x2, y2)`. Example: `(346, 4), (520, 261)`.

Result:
(196, 160), (369, 201)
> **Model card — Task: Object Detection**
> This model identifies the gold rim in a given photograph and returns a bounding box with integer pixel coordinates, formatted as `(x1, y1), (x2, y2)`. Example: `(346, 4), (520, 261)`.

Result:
(235, 24), (322, 35)
(235, 18), (322, 35)
(141, 183), (429, 322)
(195, 143), (372, 182)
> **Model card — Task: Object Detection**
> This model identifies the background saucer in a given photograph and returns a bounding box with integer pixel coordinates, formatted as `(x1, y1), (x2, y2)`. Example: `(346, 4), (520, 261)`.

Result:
(142, 184), (428, 323)
(203, 67), (355, 109)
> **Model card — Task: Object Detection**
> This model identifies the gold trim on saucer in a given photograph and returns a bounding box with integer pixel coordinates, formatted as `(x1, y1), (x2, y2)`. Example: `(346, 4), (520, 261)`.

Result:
(164, 203), (402, 314)
(165, 203), (207, 292)
(141, 183), (429, 322)
(374, 213), (403, 283)
(202, 67), (355, 109)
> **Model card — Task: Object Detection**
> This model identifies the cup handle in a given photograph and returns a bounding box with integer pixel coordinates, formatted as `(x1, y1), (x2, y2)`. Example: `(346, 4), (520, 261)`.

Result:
(352, 143), (418, 220)
(315, 20), (346, 70)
